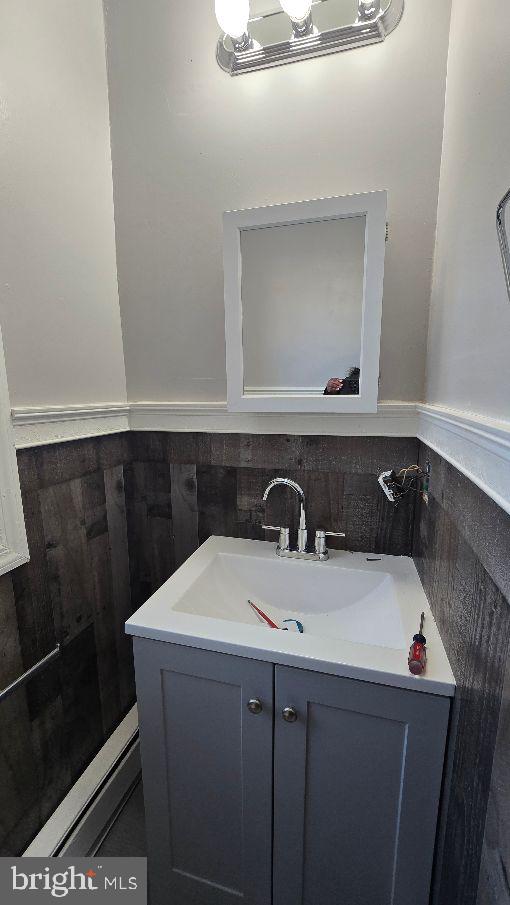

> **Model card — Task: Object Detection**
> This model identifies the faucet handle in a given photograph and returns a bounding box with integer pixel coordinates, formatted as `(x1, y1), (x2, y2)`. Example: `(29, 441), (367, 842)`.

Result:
(262, 525), (290, 552)
(314, 529), (346, 555)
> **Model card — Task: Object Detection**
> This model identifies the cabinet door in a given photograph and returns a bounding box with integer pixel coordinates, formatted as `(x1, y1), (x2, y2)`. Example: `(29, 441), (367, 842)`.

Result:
(134, 638), (274, 905)
(273, 666), (450, 905)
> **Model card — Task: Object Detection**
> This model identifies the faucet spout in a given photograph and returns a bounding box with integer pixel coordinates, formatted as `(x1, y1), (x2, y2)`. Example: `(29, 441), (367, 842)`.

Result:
(262, 477), (305, 508)
(262, 478), (307, 552)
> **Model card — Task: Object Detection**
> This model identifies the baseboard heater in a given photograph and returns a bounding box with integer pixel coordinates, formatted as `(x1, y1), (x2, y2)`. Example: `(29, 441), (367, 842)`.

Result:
(24, 705), (140, 857)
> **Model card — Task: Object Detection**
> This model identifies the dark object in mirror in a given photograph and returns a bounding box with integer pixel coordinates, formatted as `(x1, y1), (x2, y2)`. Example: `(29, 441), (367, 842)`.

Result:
(324, 367), (360, 396)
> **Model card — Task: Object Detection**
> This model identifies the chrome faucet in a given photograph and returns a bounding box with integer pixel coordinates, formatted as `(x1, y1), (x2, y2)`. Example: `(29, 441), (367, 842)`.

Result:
(262, 477), (308, 553)
(262, 477), (345, 561)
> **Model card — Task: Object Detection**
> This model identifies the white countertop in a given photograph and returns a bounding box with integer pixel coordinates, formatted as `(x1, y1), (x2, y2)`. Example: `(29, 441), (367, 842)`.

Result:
(126, 536), (455, 697)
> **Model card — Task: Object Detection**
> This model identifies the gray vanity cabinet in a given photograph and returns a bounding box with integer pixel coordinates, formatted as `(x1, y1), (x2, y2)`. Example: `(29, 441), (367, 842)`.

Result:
(273, 665), (450, 905)
(133, 638), (274, 905)
(134, 638), (450, 905)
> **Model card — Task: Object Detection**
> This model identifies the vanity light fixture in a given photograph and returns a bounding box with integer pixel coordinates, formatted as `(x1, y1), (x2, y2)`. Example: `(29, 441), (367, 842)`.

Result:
(216, 0), (404, 76)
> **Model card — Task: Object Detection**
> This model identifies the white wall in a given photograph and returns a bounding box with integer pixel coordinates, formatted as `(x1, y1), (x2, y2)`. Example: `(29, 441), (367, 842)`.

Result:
(104, 0), (452, 404)
(0, 0), (126, 409)
(426, 0), (510, 421)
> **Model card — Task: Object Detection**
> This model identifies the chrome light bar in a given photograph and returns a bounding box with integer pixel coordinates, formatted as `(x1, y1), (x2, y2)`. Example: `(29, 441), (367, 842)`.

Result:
(216, 0), (405, 76)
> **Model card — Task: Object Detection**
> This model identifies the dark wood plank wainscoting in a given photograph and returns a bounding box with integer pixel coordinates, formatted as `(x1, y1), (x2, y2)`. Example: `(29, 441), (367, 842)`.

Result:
(0, 434), (135, 855)
(413, 445), (510, 905)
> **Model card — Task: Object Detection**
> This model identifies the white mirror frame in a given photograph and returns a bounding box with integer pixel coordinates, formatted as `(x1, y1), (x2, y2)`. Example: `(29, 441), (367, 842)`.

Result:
(0, 324), (29, 576)
(223, 190), (387, 413)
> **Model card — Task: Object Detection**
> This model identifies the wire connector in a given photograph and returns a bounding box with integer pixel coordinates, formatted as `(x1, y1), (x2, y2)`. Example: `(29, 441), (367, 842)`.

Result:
(378, 465), (426, 506)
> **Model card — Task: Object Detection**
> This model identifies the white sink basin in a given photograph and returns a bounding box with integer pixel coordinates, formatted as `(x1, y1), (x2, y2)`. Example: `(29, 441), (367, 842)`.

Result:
(175, 552), (406, 650)
(126, 536), (455, 696)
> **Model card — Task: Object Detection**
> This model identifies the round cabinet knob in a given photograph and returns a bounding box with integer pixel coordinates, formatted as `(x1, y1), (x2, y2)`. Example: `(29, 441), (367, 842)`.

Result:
(247, 698), (263, 715)
(282, 706), (298, 723)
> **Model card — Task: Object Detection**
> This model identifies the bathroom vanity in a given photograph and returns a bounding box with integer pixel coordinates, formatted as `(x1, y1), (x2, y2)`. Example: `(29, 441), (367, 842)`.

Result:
(127, 537), (454, 905)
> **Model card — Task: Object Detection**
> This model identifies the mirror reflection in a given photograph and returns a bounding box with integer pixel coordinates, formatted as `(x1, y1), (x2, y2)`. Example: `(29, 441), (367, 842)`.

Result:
(241, 215), (366, 396)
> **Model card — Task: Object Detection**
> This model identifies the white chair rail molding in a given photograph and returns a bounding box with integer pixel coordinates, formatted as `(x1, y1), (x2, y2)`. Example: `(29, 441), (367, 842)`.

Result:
(215, 0), (405, 74)
(10, 400), (510, 519)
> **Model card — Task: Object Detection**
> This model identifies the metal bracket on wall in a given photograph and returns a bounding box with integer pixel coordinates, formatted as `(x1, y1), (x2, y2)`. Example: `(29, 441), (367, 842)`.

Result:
(497, 187), (510, 302)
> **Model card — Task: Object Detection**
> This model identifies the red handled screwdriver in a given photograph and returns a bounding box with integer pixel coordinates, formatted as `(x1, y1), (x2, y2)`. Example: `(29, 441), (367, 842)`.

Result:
(408, 612), (427, 676)
(248, 600), (280, 629)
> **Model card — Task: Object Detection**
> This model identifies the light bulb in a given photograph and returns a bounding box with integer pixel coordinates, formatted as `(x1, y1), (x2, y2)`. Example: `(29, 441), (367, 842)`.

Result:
(215, 0), (250, 40)
(358, 0), (380, 19)
(279, 0), (312, 23)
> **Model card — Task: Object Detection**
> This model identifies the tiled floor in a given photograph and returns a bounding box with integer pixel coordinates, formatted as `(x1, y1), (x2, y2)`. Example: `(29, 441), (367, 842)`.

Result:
(96, 779), (146, 857)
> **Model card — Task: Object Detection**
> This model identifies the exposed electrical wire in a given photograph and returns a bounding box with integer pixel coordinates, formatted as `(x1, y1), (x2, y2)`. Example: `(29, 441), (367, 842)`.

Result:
(378, 465), (426, 507)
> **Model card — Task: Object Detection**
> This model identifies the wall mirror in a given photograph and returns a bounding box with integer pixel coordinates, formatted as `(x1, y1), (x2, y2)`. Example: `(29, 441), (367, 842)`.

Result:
(223, 190), (387, 412)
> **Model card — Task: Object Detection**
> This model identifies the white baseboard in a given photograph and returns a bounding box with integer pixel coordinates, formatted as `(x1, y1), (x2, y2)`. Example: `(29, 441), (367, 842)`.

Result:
(128, 400), (419, 437)
(12, 404), (130, 449)
(24, 705), (140, 857)
(418, 404), (510, 517)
